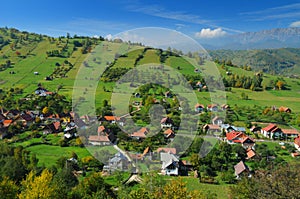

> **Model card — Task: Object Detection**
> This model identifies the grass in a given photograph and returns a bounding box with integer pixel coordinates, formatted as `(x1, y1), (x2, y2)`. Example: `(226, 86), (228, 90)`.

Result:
(23, 139), (118, 167)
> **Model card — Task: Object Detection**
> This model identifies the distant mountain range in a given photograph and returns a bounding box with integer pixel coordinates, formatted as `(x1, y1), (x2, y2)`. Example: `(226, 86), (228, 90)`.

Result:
(202, 27), (300, 50)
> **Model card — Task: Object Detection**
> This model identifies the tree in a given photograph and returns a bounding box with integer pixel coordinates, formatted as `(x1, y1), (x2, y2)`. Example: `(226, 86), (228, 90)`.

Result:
(0, 177), (19, 199)
(276, 80), (285, 90)
(229, 163), (300, 199)
(42, 106), (49, 114)
(19, 169), (59, 199)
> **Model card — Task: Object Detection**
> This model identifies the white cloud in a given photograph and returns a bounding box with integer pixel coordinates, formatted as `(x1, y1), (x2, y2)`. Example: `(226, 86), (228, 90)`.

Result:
(195, 28), (227, 38)
(290, 21), (300, 27)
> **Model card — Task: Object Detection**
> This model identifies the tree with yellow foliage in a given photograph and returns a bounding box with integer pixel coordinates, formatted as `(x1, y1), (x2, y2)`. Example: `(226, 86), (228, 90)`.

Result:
(18, 169), (59, 199)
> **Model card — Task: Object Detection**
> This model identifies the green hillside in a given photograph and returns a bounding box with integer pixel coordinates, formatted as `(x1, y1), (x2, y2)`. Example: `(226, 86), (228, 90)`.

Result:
(1, 27), (300, 113)
(209, 48), (300, 75)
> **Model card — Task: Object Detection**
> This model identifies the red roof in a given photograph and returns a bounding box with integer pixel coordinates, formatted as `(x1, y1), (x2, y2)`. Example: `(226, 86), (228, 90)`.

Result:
(3, 120), (12, 127)
(131, 127), (148, 138)
(98, 126), (105, 133)
(104, 116), (119, 121)
(226, 131), (243, 141)
(203, 124), (220, 130)
(207, 104), (218, 108)
(88, 135), (110, 142)
(262, 123), (278, 132)
(163, 128), (174, 135)
(226, 131), (254, 144)
(195, 103), (204, 108)
(157, 147), (176, 154)
(247, 150), (256, 159)
(53, 121), (61, 130)
(282, 129), (299, 135)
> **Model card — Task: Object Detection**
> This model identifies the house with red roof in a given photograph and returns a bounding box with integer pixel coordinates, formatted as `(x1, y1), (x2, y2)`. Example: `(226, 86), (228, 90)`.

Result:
(226, 131), (255, 149)
(157, 147), (177, 155)
(261, 123), (282, 139)
(131, 127), (149, 140)
(43, 121), (62, 134)
(278, 106), (292, 113)
(203, 124), (221, 134)
(195, 103), (205, 113)
(282, 129), (299, 139)
(294, 136), (300, 151)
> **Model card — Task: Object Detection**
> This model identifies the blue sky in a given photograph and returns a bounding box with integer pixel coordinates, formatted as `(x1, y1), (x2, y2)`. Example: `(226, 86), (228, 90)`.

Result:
(1, 0), (300, 40)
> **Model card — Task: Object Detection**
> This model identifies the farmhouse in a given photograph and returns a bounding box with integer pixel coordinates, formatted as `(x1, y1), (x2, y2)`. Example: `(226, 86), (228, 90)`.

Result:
(131, 127), (149, 140)
(160, 152), (180, 176)
(88, 133), (116, 146)
(281, 129), (299, 139)
(261, 123), (282, 139)
(226, 131), (255, 149)
(203, 124), (221, 134)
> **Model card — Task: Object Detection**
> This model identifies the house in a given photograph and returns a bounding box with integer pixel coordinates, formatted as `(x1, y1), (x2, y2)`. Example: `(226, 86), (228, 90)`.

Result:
(281, 129), (299, 139)
(212, 116), (224, 126)
(163, 129), (175, 140)
(279, 106), (292, 113)
(103, 152), (129, 172)
(294, 136), (300, 151)
(131, 127), (149, 140)
(194, 103), (205, 113)
(64, 122), (78, 138)
(160, 152), (180, 176)
(221, 124), (246, 133)
(250, 126), (261, 133)
(234, 161), (250, 179)
(226, 131), (255, 149)
(157, 147), (177, 155)
(101, 116), (124, 126)
(160, 117), (173, 128)
(203, 124), (221, 134)
(43, 121), (61, 134)
(88, 133), (116, 146)
(207, 104), (218, 112)
(261, 123), (282, 139)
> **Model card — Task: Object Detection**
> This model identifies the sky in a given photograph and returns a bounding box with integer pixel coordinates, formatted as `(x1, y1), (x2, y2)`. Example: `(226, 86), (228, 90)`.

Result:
(1, 0), (300, 41)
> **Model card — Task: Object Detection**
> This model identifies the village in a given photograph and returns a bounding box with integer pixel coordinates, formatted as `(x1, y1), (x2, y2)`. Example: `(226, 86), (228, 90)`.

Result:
(1, 85), (299, 184)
